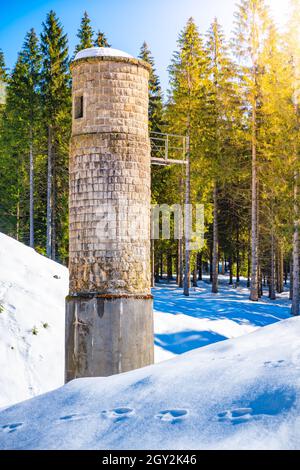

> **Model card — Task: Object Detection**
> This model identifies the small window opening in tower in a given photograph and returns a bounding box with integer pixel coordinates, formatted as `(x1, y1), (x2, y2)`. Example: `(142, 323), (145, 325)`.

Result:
(75, 95), (83, 119)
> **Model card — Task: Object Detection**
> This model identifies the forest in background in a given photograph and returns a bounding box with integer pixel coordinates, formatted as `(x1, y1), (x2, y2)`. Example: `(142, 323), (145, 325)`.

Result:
(0, 0), (300, 314)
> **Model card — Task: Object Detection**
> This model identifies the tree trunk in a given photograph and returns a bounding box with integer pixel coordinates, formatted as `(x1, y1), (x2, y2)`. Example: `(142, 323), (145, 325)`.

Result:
(258, 264), (262, 298)
(29, 127), (34, 248)
(277, 244), (284, 293)
(212, 181), (218, 293)
(270, 230), (276, 300)
(154, 249), (160, 283)
(192, 264), (197, 287)
(198, 252), (202, 281)
(151, 239), (155, 287)
(290, 257), (293, 301)
(229, 255), (233, 285)
(284, 260), (288, 286)
(209, 243), (213, 283)
(247, 247), (251, 288)
(178, 239), (183, 287)
(236, 225), (240, 286)
(292, 170), (299, 315)
(183, 136), (190, 296)
(167, 251), (172, 282)
(46, 125), (52, 259)
(250, 81), (259, 301)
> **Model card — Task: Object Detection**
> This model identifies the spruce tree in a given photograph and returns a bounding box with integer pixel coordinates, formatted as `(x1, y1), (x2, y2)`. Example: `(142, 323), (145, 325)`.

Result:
(21, 29), (42, 248)
(167, 18), (211, 296)
(0, 55), (28, 241)
(285, 0), (300, 315)
(233, 0), (271, 301)
(0, 49), (8, 107)
(0, 49), (8, 82)
(94, 31), (111, 47)
(41, 10), (71, 261)
(75, 11), (94, 54)
(0, 30), (42, 246)
(138, 42), (164, 285)
(139, 42), (163, 133)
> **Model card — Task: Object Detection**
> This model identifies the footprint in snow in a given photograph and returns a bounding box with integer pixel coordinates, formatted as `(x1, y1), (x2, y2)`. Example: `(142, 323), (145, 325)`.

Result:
(218, 408), (252, 425)
(156, 409), (188, 423)
(1, 422), (23, 433)
(102, 407), (135, 422)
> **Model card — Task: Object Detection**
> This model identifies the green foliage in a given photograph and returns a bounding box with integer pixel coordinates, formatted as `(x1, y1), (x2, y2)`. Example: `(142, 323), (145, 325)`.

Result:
(0, 48), (8, 82)
(41, 10), (71, 262)
(0, 5), (299, 287)
(94, 31), (111, 47)
(75, 11), (94, 53)
(139, 42), (164, 133)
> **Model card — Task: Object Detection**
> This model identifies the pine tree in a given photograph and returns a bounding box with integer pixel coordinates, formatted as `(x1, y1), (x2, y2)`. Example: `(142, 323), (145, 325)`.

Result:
(138, 42), (165, 285)
(0, 49), (8, 108)
(20, 29), (42, 248)
(285, 0), (300, 315)
(0, 56), (28, 241)
(167, 18), (211, 296)
(139, 42), (164, 133)
(233, 0), (271, 301)
(75, 11), (94, 54)
(41, 11), (71, 261)
(94, 31), (110, 47)
(0, 49), (8, 82)
(206, 18), (241, 293)
(0, 30), (42, 247)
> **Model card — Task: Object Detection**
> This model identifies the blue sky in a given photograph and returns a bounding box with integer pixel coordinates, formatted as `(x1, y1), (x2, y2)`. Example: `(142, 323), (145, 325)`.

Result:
(0, 0), (289, 93)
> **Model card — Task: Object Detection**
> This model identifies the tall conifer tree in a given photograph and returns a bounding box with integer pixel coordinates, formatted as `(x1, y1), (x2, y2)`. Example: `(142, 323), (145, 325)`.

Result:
(41, 11), (71, 261)
(233, 0), (271, 301)
(75, 11), (94, 53)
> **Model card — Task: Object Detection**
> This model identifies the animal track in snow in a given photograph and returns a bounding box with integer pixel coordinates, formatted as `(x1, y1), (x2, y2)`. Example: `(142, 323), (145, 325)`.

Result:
(1, 422), (23, 433)
(59, 413), (86, 422)
(102, 407), (135, 421)
(218, 408), (252, 425)
(264, 360), (285, 368)
(156, 409), (188, 423)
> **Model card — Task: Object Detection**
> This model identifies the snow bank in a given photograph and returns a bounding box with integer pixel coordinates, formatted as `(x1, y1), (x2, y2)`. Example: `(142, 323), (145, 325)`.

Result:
(0, 233), (68, 408)
(1, 316), (300, 450)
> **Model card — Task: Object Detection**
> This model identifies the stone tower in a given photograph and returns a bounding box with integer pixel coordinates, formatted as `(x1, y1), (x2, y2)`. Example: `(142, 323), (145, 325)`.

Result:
(65, 47), (154, 381)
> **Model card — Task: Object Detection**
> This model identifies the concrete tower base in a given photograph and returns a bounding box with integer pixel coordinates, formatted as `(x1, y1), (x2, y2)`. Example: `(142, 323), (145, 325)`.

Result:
(65, 295), (154, 382)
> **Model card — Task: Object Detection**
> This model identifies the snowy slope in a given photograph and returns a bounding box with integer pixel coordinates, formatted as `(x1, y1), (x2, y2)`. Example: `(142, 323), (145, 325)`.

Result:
(0, 233), (292, 408)
(1, 316), (300, 450)
(0, 233), (68, 408)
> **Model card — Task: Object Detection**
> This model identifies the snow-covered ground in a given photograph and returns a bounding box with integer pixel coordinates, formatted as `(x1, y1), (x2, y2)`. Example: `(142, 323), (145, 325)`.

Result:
(154, 279), (290, 360)
(0, 233), (68, 408)
(1, 316), (300, 450)
(0, 233), (291, 409)
(0, 233), (299, 449)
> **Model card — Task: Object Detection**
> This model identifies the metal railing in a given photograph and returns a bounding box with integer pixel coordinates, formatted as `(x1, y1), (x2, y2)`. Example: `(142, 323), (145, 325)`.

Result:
(150, 132), (187, 165)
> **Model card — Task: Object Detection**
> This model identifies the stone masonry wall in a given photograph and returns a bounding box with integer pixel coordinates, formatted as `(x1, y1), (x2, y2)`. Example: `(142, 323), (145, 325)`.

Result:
(69, 57), (151, 295)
